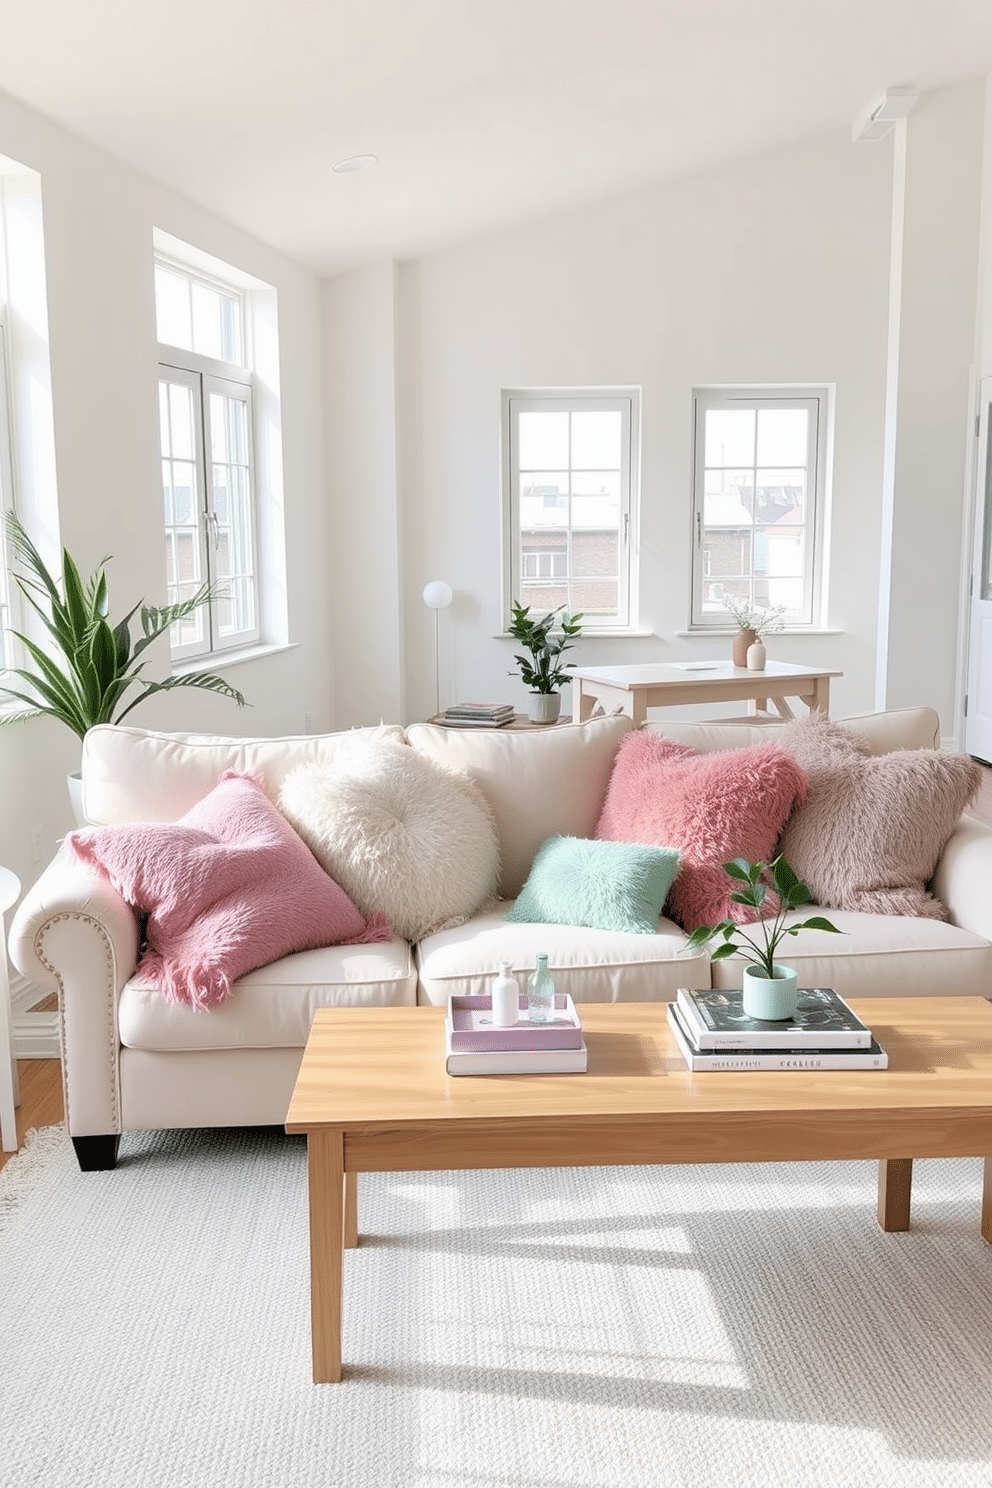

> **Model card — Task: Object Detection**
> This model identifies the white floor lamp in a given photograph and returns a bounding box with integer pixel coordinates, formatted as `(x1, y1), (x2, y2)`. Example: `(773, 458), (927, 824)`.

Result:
(422, 580), (453, 717)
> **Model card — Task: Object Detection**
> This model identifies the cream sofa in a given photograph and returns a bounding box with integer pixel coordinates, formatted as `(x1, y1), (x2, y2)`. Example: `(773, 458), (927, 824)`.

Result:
(9, 706), (992, 1170)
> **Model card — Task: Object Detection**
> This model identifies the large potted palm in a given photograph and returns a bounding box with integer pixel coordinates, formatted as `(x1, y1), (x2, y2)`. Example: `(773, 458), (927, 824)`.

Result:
(0, 512), (246, 817)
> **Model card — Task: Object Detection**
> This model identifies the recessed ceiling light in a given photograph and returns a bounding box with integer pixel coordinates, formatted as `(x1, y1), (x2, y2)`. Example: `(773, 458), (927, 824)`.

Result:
(331, 154), (378, 174)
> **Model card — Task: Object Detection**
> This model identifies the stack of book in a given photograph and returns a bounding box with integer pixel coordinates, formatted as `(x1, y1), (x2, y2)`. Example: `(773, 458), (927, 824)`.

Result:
(439, 702), (516, 728)
(667, 985), (888, 1071)
(445, 992), (587, 1075)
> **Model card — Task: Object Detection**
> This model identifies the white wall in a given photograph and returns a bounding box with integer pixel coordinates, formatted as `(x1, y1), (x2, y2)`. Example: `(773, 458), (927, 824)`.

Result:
(319, 80), (987, 740)
(0, 86), (330, 896)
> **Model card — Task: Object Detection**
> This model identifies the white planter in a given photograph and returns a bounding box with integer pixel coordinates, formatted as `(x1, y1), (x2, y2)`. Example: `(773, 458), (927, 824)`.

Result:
(746, 640), (767, 671)
(742, 964), (798, 1021)
(528, 693), (561, 725)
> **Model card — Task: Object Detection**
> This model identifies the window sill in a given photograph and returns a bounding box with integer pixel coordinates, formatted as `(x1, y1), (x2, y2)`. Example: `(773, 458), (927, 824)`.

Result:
(496, 629), (656, 641)
(172, 641), (297, 677)
(676, 628), (843, 639)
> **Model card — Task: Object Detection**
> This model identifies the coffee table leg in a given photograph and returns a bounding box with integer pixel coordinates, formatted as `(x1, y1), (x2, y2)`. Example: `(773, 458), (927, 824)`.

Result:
(343, 1169), (359, 1248)
(307, 1130), (344, 1383)
(877, 1157), (913, 1231)
(982, 1156), (992, 1245)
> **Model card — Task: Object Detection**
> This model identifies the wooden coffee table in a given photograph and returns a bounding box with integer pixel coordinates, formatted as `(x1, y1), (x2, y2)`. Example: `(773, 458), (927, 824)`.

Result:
(285, 997), (992, 1383)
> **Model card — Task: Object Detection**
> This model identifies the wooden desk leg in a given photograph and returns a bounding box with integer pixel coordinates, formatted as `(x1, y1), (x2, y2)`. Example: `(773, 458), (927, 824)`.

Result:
(307, 1130), (345, 1383)
(809, 678), (830, 715)
(877, 1157), (913, 1232)
(343, 1169), (359, 1249)
(982, 1156), (992, 1245)
(573, 682), (595, 722)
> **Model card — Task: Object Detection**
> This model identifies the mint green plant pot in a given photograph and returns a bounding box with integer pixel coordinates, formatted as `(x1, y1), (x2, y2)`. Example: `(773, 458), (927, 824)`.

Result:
(742, 964), (798, 1021)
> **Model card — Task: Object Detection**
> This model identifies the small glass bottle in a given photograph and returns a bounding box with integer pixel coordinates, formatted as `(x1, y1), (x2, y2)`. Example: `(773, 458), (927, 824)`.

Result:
(527, 953), (556, 1023)
(491, 960), (520, 1027)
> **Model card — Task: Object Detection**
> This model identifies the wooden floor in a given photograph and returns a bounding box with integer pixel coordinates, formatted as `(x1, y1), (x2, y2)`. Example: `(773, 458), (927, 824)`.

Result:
(4, 763), (992, 1178)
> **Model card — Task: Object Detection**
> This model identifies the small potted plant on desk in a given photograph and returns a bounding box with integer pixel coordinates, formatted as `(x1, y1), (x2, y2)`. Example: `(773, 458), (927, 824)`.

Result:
(685, 856), (841, 1020)
(507, 600), (582, 724)
(723, 596), (786, 670)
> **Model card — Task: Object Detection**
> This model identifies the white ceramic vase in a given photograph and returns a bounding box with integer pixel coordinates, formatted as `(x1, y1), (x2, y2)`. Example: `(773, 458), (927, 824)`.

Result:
(742, 963), (798, 1021)
(746, 639), (767, 671)
(528, 692), (561, 725)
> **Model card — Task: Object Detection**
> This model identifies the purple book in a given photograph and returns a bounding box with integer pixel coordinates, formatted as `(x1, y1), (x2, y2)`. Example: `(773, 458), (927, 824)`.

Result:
(446, 992), (584, 1052)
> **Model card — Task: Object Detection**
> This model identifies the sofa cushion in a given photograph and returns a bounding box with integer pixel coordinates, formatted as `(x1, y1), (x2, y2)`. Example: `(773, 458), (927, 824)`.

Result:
(278, 740), (499, 943)
(506, 836), (681, 934)
(405, 714), (634, 898)
(708, 906), (992, 1000)
(67, 772), (391, 1010)
(643, 706), (941, 757)
(80, 722), (407, 825)
(776, 714), (981, 920)
(118, 941), (417, 1051)
(595, 733), (807, 930)
(415, 905), (712, 1006)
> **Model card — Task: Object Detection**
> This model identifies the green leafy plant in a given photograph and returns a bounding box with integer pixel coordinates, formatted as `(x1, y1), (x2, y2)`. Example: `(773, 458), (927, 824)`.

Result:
(507, 600), (583, 694)
(0, 510), (246, 741)
(684, 855), (841, 979)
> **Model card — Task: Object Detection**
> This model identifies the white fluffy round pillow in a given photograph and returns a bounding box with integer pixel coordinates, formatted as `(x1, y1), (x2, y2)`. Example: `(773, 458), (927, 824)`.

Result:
(277, 741), (500, 943)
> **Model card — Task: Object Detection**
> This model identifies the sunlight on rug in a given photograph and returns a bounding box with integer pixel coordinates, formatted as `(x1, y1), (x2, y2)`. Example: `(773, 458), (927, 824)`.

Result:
(2, 1124), (991, 1488)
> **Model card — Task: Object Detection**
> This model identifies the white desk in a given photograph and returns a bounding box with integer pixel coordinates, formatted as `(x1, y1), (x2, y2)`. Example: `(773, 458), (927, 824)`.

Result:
(571, 660), (842, 726)
(0, 866), (21, 1152)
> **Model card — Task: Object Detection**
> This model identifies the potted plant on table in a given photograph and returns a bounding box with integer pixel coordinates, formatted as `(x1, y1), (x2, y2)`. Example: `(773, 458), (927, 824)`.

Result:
(685, 856), (841, 1020)
(0, 512), (246, 818)
(507, 600), (583, 724)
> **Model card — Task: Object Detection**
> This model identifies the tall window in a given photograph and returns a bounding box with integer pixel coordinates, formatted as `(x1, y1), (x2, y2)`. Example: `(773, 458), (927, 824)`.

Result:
(0, 324), (13, 675)
(690, 386), (829, 628)
(155, 256), (259, 657)
(503, 389), (638, 629)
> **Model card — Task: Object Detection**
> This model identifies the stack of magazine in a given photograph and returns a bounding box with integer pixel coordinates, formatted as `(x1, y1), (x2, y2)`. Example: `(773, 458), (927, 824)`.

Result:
(445, 992), (587, 1075)
(439, 702), (515, 728)
(667, 986), (888, 1071)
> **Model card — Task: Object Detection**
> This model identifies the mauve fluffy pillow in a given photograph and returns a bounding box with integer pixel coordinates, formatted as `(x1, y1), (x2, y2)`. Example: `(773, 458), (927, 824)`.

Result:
(776, 714), (981, 919)
(66, 771), (391, 1010)
(595, 733), (807, 931)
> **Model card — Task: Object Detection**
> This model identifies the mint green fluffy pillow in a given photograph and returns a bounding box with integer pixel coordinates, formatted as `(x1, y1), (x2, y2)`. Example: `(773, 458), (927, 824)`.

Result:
(506, 835), (681, 934)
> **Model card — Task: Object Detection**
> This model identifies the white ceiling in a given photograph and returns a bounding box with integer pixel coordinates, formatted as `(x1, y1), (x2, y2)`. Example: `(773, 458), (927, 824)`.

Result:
(0, 0), (991, 277)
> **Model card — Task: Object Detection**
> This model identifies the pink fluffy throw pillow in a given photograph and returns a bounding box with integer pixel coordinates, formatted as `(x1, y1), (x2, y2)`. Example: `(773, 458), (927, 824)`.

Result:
(67, 771), (391, 1010)
(595, 734), (807, 930)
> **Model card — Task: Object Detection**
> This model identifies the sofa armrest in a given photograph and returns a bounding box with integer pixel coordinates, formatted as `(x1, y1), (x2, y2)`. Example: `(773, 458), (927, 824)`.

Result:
(931, 816), (992, 940)
(8, 848), (140, 1137)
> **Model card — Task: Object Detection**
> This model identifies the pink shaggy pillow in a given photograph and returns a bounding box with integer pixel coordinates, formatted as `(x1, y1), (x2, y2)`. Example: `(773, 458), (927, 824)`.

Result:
(595, 734), (807, 930)
(777, 714), (981, 919)
(67, 771), (391, 1010)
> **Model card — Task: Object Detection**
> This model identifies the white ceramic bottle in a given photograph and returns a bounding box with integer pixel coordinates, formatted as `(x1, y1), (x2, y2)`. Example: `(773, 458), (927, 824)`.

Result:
(491, 959), (520, 1027)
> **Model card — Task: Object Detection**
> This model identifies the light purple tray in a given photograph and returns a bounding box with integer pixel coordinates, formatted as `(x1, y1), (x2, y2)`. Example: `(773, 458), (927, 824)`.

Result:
(446, 992), (583, 1052)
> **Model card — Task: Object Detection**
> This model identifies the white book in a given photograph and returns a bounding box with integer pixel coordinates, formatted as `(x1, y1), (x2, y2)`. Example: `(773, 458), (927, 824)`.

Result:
(666, 1003), (888, 1072)
(445, 1040), (588, 1076)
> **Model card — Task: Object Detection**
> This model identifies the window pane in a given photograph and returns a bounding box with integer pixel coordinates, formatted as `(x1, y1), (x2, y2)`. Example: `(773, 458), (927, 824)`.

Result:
(519, 472), (568, 527)
(167, 383), (195, 461)
(571, 411), (620, 468)
(704, 409), (754, 467)
(519, 411), (568, 468)
(755, 473), (806, 526)
(704, 469), (754, 526)
(756, 408), (808, 466)
(155, 267), (192, 349)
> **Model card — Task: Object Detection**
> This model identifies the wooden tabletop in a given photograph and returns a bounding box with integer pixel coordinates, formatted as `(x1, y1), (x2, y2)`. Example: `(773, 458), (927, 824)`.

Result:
(286, 998), (992, 1169)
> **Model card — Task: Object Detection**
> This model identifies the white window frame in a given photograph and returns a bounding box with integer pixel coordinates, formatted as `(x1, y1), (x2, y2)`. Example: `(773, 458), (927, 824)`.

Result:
(503, 387), (639, 631)
(689, 385), (829, 630)
(155, 253), (260, 659)
(0, 322), (17, 676)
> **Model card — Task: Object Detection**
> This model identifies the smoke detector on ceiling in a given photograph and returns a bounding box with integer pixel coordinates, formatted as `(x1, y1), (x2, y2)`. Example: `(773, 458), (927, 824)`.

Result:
(852, 85), (919, 143)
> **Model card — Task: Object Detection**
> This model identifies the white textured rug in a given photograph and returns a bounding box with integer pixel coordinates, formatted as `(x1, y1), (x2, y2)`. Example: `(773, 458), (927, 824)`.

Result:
(2, 1126), (991, 1488)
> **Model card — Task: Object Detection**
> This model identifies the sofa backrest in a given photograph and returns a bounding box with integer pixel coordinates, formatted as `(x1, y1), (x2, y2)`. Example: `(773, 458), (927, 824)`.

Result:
(405, 713), (635, 898)
(642, 706), (940, 756)
(80, 723), (407, 825)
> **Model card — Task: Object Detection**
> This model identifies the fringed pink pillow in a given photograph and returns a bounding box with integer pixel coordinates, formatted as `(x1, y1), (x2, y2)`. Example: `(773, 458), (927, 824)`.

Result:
(67, 771), (392, 1010)
(595, 734), (807, 930)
